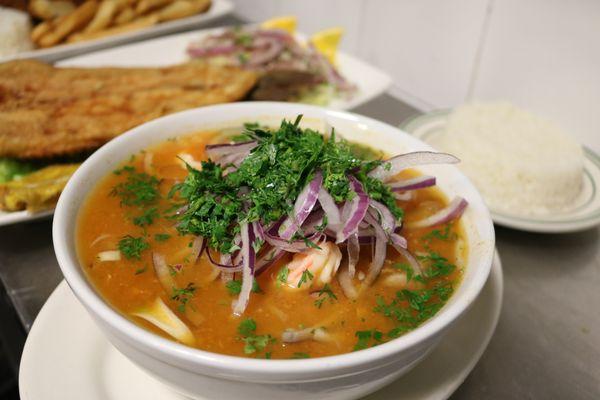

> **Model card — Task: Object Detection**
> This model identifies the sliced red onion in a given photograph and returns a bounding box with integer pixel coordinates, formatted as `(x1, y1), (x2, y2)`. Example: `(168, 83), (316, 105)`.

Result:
(206, 248), (242, 272)
(247, 37), (285, 67)
(187, 44), (238, 58)
(368, 152), (459, 181)
(233, 222), (256, 316)
(363, 212), (388, 243)
(205, 141), (256, 160)
(336, 176), (369, 243)
(362, 233), (387, 288)
(338, 264), (358, 300)
(393, 192), (413, 201)
(264, 231), (323, 253)
(392, 245), (423, 276)
(368, 199), (396, 235)
(347, 233), (360, 277)
(317, 187), (341, 230)
(152, 253), (176, 294)
(279, 171), (323, 240)
(409, 197), (468, 229)
(390, 233), (408, 249)
(389, 175), (436, 192)
(189, 236), (205, 264)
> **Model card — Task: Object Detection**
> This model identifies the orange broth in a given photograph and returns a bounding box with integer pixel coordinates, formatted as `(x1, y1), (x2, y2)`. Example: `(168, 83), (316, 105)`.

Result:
(77, 130), (466, 359)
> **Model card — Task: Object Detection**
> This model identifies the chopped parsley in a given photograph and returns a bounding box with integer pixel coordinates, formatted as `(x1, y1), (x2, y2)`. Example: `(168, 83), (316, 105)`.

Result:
(225, 279), (262, 295)
(354, 329), (384, 351)
(111, 166), (160, 207)
(392, 262), (414, 282)
(237, 318), (275, 355)
(134, 267), (147, 275)
(118, 235), (149, 260)
(171, 283), (196, 313)
(171, 117), (400, 254)
(417, 251), (456, 278)
(277, 265), (289, 286)
(133, 207), (159, 227)
(375, 282), (454, 338)
(314, 284), (337, 308)
(154, 233), (171, 242)
(421, 223), (456, 243)
(297, 269), (314, 288)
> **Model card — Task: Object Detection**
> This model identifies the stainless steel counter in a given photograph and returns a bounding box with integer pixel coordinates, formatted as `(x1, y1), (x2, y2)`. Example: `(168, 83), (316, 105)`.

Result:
(0, 93), (598, 399)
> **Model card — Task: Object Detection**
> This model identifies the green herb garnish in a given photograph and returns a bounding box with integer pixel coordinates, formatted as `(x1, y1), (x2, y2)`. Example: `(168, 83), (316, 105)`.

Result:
(291, 352), (311, 359)
(421, 223), (456, 243)
(171, 283), (196, 313)
(417, 251), (456, 278)
(111, 167), (160, 207)
(297, 269), (314, 288)
(225, 279), (262, 295)
(314, 284), (337, 308)
(154, 233), (171, 242)
(118, 235), (149, 260)
(237, 318), (275, 354)
(277, 265), (289, 286)
(354, 330), (384, 351)
(133, 207), (159, 227)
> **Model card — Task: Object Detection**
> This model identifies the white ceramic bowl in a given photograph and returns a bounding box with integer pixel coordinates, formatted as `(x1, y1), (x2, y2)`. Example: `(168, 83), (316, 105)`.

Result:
(53, 102), (495, 400)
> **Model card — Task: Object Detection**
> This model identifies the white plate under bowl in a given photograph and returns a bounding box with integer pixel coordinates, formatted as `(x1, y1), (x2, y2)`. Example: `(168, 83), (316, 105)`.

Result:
(0, 0), (233, 64)
(19, 252), (503, 400)
(400, 111), (600, 233)
(0, 27), (392, 228)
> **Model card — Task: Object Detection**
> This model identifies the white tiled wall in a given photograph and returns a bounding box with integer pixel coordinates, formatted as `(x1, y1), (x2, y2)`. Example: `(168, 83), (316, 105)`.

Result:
(231, 0), (600, 150)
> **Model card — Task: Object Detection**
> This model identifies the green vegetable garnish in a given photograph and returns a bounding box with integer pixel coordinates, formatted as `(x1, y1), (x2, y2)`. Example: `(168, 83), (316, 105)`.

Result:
(0, 158), (38, 183)
(171, 117), (401, 254)
(314, 283), (337, 308)
(133, 207), (159, 227)
(118, 235), (150, 260)
(111, 166), (160, 207)
(154, 233), (171, 242)
(226, 279), (262, 295)
(237, 318), (275, 354)
(353, 329), (384, 351)
(171, 283), (196, 313)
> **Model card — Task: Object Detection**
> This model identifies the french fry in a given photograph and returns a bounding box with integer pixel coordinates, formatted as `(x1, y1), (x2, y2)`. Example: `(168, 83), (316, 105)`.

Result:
(153, 0), (209, 22)
(114, 6), (135, 25)
(31, 20), (54, 43)
(83, 0), (117, 33)
(67, 14), (158, 43)
(135, 0), (172, 15)
(39, 1), (99, 47)
(29, 0), (76, 20)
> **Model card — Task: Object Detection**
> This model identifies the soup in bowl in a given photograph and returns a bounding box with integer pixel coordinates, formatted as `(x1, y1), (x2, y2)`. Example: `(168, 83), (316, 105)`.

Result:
(53, 102), (495, 400)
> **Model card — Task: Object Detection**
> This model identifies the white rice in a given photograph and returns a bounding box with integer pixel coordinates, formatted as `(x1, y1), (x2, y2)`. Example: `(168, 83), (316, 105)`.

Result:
(428, 102), (583, 216)
(0, 7), (34, 58)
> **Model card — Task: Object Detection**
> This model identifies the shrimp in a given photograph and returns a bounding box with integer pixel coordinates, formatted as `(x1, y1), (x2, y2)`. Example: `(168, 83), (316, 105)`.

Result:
(283, 241), (342, 290)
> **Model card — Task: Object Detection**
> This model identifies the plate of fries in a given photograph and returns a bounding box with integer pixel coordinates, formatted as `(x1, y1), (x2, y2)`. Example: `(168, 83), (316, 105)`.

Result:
(0, 0), (232, 63)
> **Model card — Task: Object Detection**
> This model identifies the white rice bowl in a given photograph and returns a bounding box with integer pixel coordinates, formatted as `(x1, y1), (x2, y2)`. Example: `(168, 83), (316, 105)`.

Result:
(429, 102), (583, 216)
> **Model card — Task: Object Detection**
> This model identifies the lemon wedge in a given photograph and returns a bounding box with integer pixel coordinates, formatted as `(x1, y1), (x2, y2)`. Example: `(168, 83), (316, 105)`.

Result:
(260, 16), (297, 33)
(310, 27), (344, 65)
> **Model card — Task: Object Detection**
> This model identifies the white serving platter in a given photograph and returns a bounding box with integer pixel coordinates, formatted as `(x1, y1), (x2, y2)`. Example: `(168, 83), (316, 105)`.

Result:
(0, 0), (233, 64)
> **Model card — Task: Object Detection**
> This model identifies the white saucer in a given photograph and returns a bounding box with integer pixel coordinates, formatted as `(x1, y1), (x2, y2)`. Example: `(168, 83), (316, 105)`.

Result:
(20, 252), (503, 400)
(400, 111), (600, 233)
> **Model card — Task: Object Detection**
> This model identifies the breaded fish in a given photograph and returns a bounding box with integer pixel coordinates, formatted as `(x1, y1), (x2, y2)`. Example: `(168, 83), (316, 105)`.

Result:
(0, 60), (258, 158)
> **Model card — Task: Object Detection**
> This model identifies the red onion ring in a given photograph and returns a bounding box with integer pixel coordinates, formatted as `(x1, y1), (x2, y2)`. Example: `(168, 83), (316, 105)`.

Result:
(368, 152), (459, 181)
(409, 197), (468, 229)
(279, 171), (323, 240)
(388, 175), (436, 192)
(232, 222), (256, 316)
(336, 176), (369, 243)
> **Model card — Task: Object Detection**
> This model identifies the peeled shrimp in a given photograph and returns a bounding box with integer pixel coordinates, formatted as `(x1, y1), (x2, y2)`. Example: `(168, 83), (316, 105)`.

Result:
(283, 241), (342, 290)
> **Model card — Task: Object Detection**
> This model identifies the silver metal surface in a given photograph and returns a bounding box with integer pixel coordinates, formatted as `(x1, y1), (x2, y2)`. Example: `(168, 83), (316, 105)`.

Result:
(0, 93), (598, 398)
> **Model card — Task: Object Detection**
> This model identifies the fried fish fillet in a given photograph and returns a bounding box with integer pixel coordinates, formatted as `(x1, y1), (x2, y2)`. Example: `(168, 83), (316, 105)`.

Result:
(0, 60), (258, 158)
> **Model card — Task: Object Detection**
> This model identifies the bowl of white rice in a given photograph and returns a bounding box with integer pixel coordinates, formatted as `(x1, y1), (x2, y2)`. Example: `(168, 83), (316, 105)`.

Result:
(401, 102), (600, 233)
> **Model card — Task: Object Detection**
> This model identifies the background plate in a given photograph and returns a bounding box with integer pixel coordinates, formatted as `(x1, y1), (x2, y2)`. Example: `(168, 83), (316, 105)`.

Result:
(0, 0), (233, 64)
(400, 111), (600, 233)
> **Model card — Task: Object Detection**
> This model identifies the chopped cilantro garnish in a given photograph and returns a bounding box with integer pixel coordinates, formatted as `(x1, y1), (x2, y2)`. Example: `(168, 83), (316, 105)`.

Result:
(297, 269), (314, 288)
(354, 329), (384, 351)
(421, 223), (456, 243)
(134, 267), (147, 275)
(417, 251), (456, 278)
(277, 265), (289, 286)
(118, 235), (149, 260)
(133, 207), (159, 227)
(110, 167), (160, 207)
(225, 279), (262, 295)
(237, 318), (274, 354)
(154, 233), (171, 242)
(392, 262), (414, 282)
(314, 284), (337, 308)
(171, 283), (196, 313)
